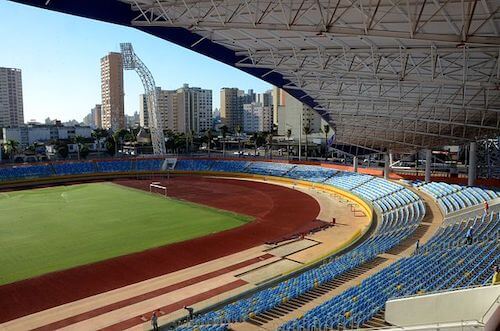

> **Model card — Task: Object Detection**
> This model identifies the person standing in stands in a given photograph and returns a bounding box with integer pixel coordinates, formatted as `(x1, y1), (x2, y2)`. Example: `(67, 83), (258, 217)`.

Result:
(414, 240), (420, 254)
(151, 310), (159, 331)
(465, 226), (474, 245)
(492, 265), (500, 286)
(484, 201), (489, 216)
(184, 306), (194, 321)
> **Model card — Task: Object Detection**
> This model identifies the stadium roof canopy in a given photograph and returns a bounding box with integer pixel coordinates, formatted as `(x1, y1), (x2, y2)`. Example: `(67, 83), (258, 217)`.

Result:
(11, 0), (500, 153)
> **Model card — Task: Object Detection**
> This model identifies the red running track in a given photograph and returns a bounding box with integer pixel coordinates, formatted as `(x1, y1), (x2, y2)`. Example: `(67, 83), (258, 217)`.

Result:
(0, 176), (320, 323)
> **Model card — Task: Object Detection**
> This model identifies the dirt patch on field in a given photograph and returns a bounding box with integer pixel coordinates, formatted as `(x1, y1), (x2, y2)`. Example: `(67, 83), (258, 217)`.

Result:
(0, 176), (320, 322)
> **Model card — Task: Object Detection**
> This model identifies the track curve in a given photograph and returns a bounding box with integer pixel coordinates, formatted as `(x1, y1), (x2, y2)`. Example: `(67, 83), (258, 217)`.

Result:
(0, 176), (321, 322)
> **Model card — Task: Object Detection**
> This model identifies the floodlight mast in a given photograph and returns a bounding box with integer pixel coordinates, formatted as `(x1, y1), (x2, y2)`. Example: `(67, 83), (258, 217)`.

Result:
(120, 43), (166, 155)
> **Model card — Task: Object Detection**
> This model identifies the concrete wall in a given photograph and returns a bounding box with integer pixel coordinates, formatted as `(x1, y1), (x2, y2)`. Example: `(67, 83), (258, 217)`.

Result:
(386, 285), (500, 328)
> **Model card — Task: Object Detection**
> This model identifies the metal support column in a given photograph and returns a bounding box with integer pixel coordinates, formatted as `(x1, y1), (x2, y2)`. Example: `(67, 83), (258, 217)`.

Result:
(425, 149), (432, 183)
(384, 153), (390, 180)
(468, 142), (477, 186)
(353, 156), (358, 172)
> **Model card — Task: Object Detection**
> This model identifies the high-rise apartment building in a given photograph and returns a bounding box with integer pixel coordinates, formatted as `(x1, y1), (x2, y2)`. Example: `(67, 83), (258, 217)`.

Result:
(101, 52), (125, 130)
(175, 84), (212, 134)
(243, 90), (273, 133)
(92, 104), (102, 129)
(140, 84), (212, 134)
(0, 67), (24, 127)
(243, 103), (273, 133)
(139, 93), (149, 128)
(272, 87), (284, 126)
(277, 90), (324, 138)
(220, 88), (244, 131)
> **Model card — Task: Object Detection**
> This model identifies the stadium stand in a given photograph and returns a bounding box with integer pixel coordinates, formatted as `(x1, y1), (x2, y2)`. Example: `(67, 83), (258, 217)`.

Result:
(324, 171), (373, 190)
(242, 161), (296, 177)
(283, 164), (337, 182)
(208, 160), (249, 173)
(0, 164), (54, 181)
(95, 160), (133, 173)
(175, 159), (215, 172)
(175, 161), (425, 329)
(414, 181), (499, 214)
(135, 159), (164, 171)
(279, 211), (499, 330)
(52, 162), (96, 175)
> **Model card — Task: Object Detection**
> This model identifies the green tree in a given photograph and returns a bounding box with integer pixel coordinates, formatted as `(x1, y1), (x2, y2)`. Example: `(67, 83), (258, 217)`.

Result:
(72, 135), (87, 160)
(57, 143), (69, 159)
(235, 125), (242, 157)
(112, 129), (129, 155)
(251, 132), (258, 157)
(105, 138), (116, 156)
(323, 124), (331, 161)
(220, 125), (228, 157)
(267, 132), (273, 159)
(303, 121), (313, 161)
(92, 128), (109, 157)
(79, 145), (90, 159)
(206, 129), (213, 158)
(286, 129), (292, 160)
(2, 140), (19, 161)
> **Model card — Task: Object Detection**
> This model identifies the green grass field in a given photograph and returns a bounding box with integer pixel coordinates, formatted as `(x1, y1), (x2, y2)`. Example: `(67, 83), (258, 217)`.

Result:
(0, 183), (251, 285)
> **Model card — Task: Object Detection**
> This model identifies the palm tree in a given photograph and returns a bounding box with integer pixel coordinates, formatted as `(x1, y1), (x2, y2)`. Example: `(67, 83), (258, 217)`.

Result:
(235, 125), (242, 157)
(113, 129), (131, 155)
(323, 124), (331, 161)
(2, 140), (19, 161)
(286, 129), (292, 160)
(190, 130), (195, 152)
(206, 129), (213, 158)
(91, 128), (108, 157)
(267, 132), (273, 159)
(72, 135), (86, 160)
(252, 132), (258, 157)
(303, 121), (313, 161)
(220, 125), (228, 157)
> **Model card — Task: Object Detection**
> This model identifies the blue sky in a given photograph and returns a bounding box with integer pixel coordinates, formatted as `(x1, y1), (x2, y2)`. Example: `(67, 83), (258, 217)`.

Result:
(0, 1), (271, 122)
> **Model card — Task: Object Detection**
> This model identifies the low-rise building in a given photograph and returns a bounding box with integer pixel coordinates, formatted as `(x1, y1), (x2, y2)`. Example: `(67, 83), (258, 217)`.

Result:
(1, 124), (93, 148)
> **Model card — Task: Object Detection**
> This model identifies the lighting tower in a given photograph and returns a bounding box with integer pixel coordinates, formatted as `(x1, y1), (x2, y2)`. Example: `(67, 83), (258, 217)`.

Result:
(120, 42), (166, 155)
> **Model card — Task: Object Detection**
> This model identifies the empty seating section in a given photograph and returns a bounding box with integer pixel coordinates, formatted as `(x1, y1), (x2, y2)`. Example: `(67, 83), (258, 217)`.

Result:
(175, 159), (214, 171)
(284, 165), (337, 182)
(175, 325), (228, 331)
(415, 182), (499, 214)
(135, 159), (164, 171)
(279, 212), (499, 330)
(324, 172), (373, 190)
(209, 160), (249, 172)
(243, 162), (295, 176)
(353, 178), (403, 202)
(0, 164), (54, 181)
(96, 160), (133, 173)
(53, 162), (96, 175)
(184, 171), (424, 329)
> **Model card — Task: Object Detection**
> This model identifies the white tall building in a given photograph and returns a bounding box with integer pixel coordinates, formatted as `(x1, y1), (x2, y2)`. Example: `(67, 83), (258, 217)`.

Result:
(243, 103), (273, 133)
(243, 90), (273, 133)
(139, 93), (149, 128)
(176, 84), (212, 134)
(277, 90), (325, 139)
(140, 84), (212, 134)
(0, 67), (24, 127)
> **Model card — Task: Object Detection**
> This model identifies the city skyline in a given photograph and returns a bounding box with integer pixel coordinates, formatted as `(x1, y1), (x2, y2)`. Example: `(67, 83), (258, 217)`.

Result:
(0, 1), (271, 123)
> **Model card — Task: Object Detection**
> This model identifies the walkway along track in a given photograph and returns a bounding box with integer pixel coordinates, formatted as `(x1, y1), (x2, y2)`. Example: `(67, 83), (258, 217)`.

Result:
(231, 186), (444, 331)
